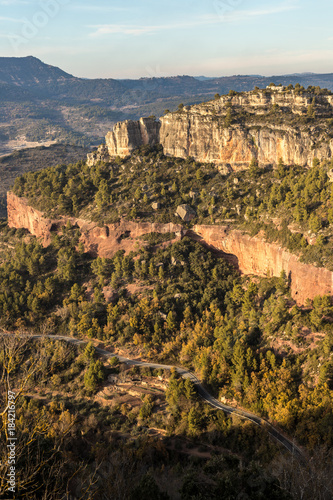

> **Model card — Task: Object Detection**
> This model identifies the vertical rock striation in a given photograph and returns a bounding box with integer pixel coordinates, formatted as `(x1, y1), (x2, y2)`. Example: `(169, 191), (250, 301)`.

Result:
(94, 89), (333, 170)
(193, 225), (333, 305)
(105, 117), (160, 157)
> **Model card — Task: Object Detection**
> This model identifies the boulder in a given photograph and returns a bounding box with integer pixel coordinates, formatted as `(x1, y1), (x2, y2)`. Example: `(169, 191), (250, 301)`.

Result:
(176, 204), (196, 222)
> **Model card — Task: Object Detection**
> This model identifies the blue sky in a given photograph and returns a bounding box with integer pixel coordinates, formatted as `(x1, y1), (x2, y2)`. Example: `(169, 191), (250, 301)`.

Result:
(0, 0), (332, 78)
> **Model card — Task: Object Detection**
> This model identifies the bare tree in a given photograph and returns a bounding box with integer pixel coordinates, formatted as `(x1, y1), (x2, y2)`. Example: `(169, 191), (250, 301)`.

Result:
(271, 446), (333, 500)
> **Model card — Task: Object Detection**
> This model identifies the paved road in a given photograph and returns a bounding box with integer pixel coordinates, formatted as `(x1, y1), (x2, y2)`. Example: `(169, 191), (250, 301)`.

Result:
(33, 334), (304, 459)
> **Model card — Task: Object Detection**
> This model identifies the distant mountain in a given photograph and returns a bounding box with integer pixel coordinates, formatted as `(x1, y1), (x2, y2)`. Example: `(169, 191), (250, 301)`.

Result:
(285, 72), (317, 76)
(0, 55), (73, 87)
(2, 56), (333, 105)
(0, 82), (36, 102)
(1, 56), (333, 155)
(194, 76), (215, 81)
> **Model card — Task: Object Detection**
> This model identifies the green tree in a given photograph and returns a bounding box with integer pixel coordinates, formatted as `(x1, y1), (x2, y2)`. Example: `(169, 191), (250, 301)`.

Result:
(249, 158), (259, 177)
(139, 395), (154, 419)
(188, 405), (205, 435)
(308, 213), (321, 233)
(184, 379), (196, 400)
(84, 342), (96, 361)
(130, 474), (169, 500)
(84, 359), (104, 391)
(225, 108), (232, 127)
(158, 266), (164, 280)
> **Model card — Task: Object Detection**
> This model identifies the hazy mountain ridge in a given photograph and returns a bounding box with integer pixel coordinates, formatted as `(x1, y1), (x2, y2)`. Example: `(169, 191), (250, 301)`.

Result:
(0, 55), (74, 87)
(3, 56), (333, 103)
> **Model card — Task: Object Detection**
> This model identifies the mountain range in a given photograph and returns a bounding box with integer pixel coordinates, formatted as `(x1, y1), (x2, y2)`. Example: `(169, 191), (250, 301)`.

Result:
(3, 56), (333, 102)
(2, 56), (333, 156)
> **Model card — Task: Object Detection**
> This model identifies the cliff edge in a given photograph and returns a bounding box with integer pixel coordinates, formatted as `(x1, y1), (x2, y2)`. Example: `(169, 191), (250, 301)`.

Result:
(7, 191), (333, 305)
(87, 88), (333, 170)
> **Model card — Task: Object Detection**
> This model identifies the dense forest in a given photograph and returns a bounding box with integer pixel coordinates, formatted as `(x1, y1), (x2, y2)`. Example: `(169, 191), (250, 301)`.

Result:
(1, 205), (333, 497)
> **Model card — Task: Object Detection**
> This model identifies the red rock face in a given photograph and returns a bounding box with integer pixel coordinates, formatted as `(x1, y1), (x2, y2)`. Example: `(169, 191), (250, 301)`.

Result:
(7, 192), (333, 305)
(7, 192), (55, 244)
(194, 225), (333, 305)
(7, 192), (183, 258)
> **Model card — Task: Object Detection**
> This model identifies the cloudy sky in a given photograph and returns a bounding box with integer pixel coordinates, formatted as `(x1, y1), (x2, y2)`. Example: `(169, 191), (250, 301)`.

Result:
(0, 0), (332, 78)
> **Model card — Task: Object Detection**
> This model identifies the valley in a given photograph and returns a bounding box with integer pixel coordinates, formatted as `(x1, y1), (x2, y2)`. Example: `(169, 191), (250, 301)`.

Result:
(2, 77), (333, 499)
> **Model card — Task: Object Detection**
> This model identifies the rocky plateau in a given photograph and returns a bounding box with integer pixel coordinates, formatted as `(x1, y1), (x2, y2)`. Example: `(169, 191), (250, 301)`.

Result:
(87, 88), (333, 171)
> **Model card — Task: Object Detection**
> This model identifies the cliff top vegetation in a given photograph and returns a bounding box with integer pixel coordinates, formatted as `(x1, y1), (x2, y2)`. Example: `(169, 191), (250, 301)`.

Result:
(167, 85), (333, 136)
(11, 144), (333, 270)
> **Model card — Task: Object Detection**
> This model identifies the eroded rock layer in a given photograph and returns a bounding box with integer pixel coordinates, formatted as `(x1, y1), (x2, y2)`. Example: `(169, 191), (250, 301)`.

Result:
(105, 117), (160, 157)
(7, 192), (183, 257)
(193, 225), (333, 306)
(8, 192), (333, 305)
(94, 90), (333, 170)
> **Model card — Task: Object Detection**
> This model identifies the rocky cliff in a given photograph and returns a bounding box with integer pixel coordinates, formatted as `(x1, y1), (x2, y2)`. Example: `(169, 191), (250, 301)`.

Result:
(193, 225), (333, 305)
(92, 89), (333, 170)
(106, 117), (160, 157)
(7, 191), (183, 258)
(8, 192), (333, 305)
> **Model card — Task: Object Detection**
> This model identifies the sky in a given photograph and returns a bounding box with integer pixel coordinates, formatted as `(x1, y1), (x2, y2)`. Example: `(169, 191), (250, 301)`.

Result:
(0, 0), (333, 79)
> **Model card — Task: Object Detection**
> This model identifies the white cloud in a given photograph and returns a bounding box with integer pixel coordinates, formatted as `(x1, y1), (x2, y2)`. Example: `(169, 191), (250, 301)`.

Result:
(0, 0), (29, 4)
(88, 1), (299, 38)
(88, 18), (225, 38)
(208, 0), (299, 22)
(88, 24), (158, 37)
(70, 5), (129, 12)
(0, 16), (25, 23)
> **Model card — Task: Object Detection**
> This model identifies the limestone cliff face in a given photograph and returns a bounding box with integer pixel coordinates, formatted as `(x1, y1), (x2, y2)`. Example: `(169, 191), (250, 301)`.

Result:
(194, 225), (333, 305)
(159, 115), (333, 170)
(86, 144), (110, 167)
(8, 192), (333, 305)
(7, 192), (183, 258)
(105, 117), (160, 157)
(98, 89), (333, 170)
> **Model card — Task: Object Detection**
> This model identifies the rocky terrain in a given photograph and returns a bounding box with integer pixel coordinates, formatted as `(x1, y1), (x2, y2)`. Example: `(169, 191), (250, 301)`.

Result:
(4, 56), (333, 156)
(91, 87), (333, 170)
(8, 191), (333, 305)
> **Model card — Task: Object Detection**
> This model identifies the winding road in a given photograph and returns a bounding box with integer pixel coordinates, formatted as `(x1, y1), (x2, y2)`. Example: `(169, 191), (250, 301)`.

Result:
(32, 334), (304, 460)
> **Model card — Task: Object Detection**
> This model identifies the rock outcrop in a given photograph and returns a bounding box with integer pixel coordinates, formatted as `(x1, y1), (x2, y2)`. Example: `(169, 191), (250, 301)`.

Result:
(8, 192), (333, 305)
(91, 89), (333, 170)
(193, 225), (333, 305)
(176, 204), (196, 222)
(7, 192), (183, 258)
(86, 144), (110, 167)
(105, 117), (160, 157)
